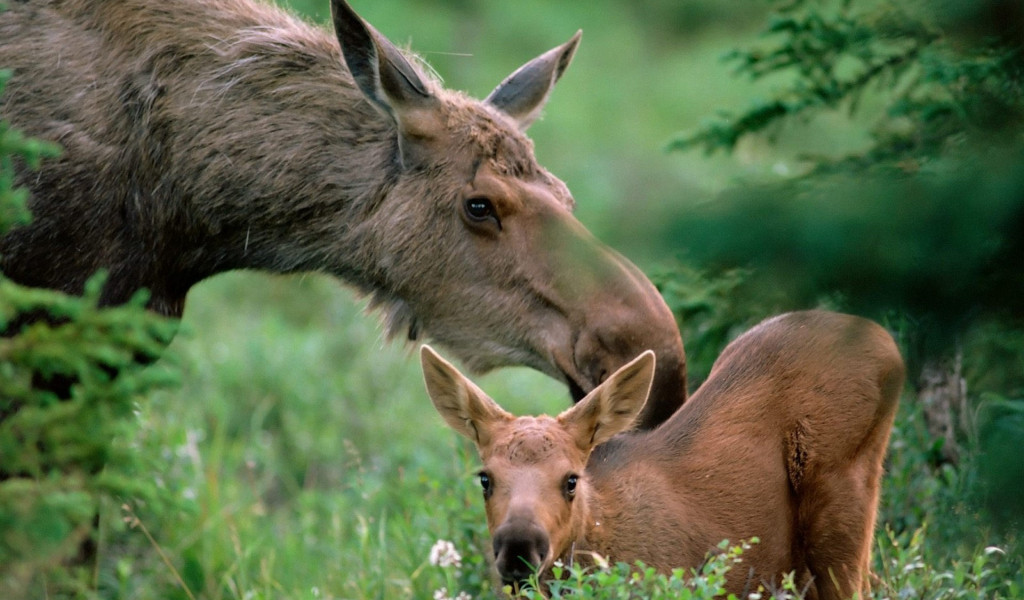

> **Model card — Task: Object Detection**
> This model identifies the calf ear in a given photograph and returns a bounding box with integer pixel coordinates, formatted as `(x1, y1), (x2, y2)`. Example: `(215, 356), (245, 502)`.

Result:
(559, 351), (655, 452)
(332, 0), (441, 167)
(421, 346), (512, 449)
(486, 31), (581, 130)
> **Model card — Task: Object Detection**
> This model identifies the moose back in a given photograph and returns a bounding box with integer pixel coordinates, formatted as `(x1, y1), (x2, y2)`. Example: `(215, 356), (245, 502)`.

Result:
(0, 0), (686, 424)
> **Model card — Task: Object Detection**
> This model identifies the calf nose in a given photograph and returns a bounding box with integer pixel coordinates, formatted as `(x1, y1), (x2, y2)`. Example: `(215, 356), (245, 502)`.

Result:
(492, 522), (550, 585)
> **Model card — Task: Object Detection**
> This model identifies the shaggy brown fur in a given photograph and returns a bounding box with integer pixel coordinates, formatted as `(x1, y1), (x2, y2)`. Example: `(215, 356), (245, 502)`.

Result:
(0, 0), (686, 426)
(424, 310), (905, 599)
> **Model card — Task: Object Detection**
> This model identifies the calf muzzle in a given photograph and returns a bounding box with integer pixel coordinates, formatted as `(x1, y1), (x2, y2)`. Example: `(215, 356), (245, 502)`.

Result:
(492, 519), (550, 585)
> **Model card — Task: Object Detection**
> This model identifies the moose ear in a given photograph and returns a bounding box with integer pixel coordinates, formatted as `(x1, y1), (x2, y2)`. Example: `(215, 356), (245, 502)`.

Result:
(331, 0), (441, 166)
(559, 350), (655, 452)
(421, 346), (513, 448)
(486, 30), (581, 130)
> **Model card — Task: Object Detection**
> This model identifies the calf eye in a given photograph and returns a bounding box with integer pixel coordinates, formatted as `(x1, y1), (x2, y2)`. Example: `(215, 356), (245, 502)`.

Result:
(478, 471), (493, 498)
(565, 474), (579, 500)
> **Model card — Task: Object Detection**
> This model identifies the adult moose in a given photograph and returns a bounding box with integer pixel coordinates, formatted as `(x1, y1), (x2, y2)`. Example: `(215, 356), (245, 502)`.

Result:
(423, 310), (905, 600)
(0, 0), (686, 426)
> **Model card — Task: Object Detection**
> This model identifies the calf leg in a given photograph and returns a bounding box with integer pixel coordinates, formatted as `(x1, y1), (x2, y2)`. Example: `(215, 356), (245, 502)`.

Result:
(799, 456), (883, 600)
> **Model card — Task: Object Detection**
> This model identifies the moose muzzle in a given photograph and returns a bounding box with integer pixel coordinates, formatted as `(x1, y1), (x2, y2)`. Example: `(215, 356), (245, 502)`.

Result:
(492, 518), (551, 585)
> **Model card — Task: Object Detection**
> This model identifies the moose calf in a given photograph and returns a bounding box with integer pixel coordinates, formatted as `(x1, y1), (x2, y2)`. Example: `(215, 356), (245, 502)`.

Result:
(422, 310), (905, 599)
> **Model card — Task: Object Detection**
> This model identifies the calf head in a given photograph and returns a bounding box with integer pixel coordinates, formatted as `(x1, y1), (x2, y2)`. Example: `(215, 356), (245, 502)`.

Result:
(421, 345), (655, 587)
(335, 0), (684, 426)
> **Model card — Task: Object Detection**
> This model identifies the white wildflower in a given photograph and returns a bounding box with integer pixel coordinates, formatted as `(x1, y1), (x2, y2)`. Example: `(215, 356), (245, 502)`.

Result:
(432, 589), (472, 600)
(429, 539), (462, 569)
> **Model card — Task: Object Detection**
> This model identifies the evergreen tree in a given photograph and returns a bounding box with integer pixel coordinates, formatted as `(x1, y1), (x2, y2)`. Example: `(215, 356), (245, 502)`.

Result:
(1, 68), (180, 597)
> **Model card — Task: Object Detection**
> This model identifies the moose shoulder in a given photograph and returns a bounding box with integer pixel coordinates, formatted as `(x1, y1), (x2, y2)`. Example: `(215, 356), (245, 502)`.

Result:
(0, 0), (686, 426)
(423, 310), (906, 600)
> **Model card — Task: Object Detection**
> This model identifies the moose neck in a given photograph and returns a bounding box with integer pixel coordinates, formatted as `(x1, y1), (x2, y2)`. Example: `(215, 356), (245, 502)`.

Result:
(565, 432), (709, 573)
(564, 438), (653, 566)
(569, 480), (615, 563)
(126, 2), (405, 305)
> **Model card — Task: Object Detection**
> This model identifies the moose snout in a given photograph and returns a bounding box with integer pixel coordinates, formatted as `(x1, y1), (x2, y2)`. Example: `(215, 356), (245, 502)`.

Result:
(571, 270), (686, 429)
(492, 520), (550, 585)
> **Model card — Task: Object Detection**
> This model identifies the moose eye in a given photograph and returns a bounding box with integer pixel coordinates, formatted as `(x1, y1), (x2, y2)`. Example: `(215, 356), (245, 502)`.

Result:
(463, 197), (501, 230)
(478, 472), (493, 497)
(565, 474), (579, 499)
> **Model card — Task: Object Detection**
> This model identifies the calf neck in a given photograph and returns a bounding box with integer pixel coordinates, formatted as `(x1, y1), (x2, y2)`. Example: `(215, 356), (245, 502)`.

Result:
(423, 310), (905, 599)
(0, 0), (685, 424)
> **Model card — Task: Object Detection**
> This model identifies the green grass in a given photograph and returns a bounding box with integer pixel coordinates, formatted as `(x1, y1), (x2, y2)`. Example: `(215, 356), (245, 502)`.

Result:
(109, 272), (581, 598)
(114, 273), (496, 598)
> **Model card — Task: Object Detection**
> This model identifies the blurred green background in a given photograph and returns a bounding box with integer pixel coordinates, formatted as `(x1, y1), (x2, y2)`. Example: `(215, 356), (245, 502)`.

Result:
(3, 0), (1022, 597)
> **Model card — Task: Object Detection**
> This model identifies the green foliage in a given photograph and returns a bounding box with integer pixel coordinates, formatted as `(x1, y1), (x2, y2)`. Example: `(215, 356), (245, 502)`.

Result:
(875, 525), (1021, 599)
(508, 540), (769, 600)
(657, 152), (1023, 346)
(0, 64), (180, 597)
(974, 396), (1024, 531)
(660, 0), (1024, 334)
(473, 532), (1023, 600)
(671, 0), (1024, 167)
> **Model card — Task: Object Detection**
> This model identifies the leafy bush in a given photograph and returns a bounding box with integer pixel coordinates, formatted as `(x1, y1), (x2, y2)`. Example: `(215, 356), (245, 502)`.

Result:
(428, 532), (1022, 599)
(497, 540), (769, 600)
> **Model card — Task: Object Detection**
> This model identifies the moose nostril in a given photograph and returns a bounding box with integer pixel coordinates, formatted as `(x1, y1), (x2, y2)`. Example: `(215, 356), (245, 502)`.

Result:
(499, 542), (540, 580)
(493, 524), (550, 582)
(573, 327), (622, 392)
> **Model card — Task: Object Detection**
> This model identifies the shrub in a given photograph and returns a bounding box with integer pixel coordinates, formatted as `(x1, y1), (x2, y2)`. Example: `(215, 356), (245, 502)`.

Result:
(0, 68), (181, 598)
